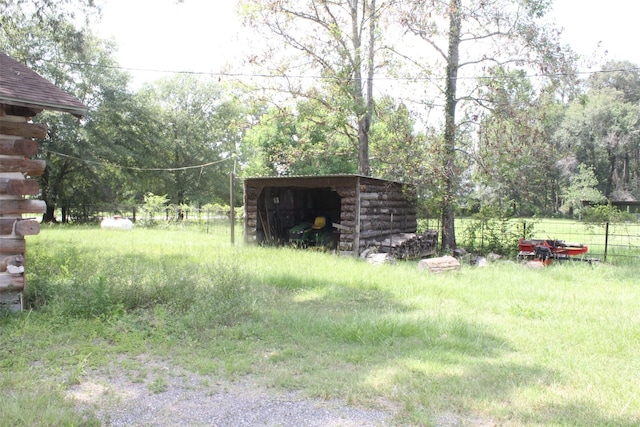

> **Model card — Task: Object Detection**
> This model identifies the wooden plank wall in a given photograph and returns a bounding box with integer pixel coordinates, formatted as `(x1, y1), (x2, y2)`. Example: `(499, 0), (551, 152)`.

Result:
(0, 110), (46, 311)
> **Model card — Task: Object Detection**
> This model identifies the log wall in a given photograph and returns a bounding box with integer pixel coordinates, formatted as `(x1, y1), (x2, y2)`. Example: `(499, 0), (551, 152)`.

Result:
(0, 109), (47, 311)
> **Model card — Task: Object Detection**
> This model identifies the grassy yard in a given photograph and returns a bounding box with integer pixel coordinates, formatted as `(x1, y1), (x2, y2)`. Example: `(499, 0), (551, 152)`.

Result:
(1, 225), (639, 426)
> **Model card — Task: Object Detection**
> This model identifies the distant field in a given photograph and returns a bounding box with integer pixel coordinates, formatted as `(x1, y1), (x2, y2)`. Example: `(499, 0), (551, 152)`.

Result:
(2, 226), (638, 426)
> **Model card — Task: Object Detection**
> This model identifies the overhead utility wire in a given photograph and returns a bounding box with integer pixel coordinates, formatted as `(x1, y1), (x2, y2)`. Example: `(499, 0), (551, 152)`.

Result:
(41, 148), (233, 171)
(56, 61), (640, 82)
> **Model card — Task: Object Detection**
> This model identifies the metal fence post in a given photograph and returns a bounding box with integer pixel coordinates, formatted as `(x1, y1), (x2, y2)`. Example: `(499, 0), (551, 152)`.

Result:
(230, 172), (235, 245)
(604, 221), (609, 262)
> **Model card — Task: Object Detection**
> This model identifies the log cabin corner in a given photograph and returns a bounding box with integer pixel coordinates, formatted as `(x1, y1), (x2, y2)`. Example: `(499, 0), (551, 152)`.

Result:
(0, 52), (87, 311)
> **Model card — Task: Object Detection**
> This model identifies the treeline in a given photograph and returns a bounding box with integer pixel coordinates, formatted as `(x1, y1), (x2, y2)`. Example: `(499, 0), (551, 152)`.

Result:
(1, 0), (638, 230)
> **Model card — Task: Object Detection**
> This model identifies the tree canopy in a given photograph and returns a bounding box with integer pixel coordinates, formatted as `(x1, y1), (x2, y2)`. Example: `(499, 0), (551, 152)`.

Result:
(3, 0), (639, 234)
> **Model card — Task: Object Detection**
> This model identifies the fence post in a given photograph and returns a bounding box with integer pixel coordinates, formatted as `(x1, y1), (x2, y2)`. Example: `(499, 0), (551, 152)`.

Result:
(604, 221), (609, 262)
(230, 172), (235, 245)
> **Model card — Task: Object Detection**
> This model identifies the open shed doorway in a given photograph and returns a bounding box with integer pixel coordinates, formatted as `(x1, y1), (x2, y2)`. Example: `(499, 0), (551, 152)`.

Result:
(256, 186), (341, 247)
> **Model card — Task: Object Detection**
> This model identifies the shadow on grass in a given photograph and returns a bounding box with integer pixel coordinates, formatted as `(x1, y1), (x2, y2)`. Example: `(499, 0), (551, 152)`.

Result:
(246, 272), (558, 424)
(21, 236), (635, 426)
(519, 400), (640, 427)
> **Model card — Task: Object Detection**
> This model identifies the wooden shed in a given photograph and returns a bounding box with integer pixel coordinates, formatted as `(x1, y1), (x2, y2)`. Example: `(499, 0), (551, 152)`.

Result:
(0, 52), (87, 311)
(243, 175), (418, 256)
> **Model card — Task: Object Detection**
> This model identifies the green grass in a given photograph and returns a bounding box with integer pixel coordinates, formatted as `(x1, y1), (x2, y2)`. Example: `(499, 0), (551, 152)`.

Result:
(1, 225), (639, 426)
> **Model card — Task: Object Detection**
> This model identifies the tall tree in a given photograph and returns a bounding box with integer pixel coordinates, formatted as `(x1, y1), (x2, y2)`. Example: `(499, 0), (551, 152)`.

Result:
(242, 99), (358, 177)
(397, 0), (576, 250)
(0, 2), (140, 222)
(136, 75), (247, 215)
(240, 0), (385, 175)
(588, 60), (640, 103)
(474, 68), (565, 216)
(555, 88), (640, 200)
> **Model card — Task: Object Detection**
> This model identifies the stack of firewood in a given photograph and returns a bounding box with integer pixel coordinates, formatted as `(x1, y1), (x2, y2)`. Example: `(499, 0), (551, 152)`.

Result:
(372, 230), (438, 260)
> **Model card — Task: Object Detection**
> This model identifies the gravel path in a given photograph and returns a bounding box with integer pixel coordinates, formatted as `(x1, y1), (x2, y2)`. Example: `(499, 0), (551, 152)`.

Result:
(65, 358), (393, 427)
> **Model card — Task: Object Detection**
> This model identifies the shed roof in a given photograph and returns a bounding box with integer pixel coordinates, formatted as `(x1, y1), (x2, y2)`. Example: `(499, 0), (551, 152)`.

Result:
(244, 174), (409, 187)
(0, 52), (87, 118)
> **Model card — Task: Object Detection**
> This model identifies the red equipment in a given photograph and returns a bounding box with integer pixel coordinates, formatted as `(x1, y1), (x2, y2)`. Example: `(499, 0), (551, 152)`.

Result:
(519, 238), (589, 265)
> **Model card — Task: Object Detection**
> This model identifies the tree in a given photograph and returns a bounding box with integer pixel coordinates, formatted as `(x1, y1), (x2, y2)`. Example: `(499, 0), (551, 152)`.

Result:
(241, 98), (358, 176)
(0, 2), (141, 222)
(239, 0), (385, 175)
(555, 88), (640, 200)
(397, 0), (576, 249)
(136, 75), (247, 216)
(588, 60), (640, 103)
(474, 68), (565, 216)
(560, 164), (606, 218)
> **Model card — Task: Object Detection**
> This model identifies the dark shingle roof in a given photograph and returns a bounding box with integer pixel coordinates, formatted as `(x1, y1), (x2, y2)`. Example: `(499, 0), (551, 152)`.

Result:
(0, 52), (87, 118)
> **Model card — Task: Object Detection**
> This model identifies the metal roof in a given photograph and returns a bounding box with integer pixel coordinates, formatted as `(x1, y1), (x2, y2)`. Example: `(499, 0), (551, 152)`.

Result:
(0, 52), (87, 118)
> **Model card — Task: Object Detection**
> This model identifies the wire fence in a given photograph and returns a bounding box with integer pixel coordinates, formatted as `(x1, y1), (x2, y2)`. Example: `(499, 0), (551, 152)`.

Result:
(450, 217), (640, 265)
(83, 208), (640, 265)
(90, 208), (239, 243)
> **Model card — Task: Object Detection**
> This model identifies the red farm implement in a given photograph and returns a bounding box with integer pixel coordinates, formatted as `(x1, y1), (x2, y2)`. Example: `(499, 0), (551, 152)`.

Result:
(518, 238), (592, 265)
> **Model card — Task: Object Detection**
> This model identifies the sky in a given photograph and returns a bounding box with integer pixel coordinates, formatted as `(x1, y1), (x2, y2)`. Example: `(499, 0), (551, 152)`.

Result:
(95, 0), (640, 88)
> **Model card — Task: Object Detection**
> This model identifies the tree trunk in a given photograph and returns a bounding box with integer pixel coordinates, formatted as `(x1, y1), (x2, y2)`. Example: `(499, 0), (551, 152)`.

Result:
(606, 149), (616, 197)
(441, 0), (461, 251)
(39, 166), (56, 223)
(351, 0), (374, 177)
(42, 204), (56, 223)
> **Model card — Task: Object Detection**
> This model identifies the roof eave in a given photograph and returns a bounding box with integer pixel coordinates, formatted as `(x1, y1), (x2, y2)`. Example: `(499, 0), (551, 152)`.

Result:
(0, 97), (87, 118)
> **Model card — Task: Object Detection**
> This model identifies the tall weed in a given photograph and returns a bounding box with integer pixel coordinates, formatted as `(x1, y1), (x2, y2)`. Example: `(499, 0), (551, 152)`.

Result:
(24, 230), (257, 331)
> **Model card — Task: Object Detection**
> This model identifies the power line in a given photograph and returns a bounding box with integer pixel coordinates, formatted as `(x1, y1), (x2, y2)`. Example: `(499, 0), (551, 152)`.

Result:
(41, 148), (233, 171)
(56, 60), (640, 83)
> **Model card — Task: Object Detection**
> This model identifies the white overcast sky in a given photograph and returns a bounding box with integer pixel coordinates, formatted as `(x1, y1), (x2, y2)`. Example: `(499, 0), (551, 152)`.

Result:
(95, 0), (640, 88)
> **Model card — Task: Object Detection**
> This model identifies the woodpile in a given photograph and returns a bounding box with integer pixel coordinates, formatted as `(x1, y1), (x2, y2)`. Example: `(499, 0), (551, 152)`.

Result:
(371, 229), (438, 260)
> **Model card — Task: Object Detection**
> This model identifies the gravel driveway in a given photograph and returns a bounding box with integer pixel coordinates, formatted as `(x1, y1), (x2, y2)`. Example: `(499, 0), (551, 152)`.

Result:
(66, 357), (393, 427)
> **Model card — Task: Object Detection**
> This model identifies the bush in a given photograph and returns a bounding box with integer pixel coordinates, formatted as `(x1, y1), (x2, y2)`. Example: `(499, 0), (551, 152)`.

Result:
(581, 204), (636, 225)
(459, 216), (537, 257)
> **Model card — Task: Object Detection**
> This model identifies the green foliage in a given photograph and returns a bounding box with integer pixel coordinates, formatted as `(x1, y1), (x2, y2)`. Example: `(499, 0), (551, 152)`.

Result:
(473, 68), (565, 216)
(241, 100), (357, 177)
(581, 204), (636, 225)
(555, 88), (640, 199)
(370, 97), (438, 187)
(561, 164), (606, 218)
(135, 75), (247, 208)
(458, 210), (537, 256)
(138, 193), (169, 227)
(588, 60), (640, 103)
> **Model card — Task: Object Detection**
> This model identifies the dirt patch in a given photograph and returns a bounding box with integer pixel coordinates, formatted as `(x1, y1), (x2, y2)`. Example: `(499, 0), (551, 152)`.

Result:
(65, 356), (392, 426)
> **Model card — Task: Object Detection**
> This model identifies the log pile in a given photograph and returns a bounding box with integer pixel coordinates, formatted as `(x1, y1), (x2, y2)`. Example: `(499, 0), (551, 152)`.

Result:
(372, 229), (438, 260)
